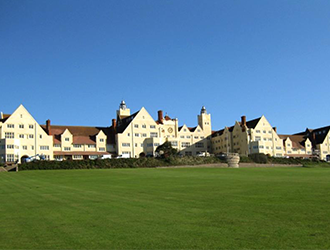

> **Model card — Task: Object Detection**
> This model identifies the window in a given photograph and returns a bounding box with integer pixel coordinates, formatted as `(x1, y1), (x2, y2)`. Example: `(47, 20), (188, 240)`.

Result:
(150, 132), (158, 138)
(29, 134), (34, 139)
(134, 124), (139, 128)
(135, 133), (139, 137)
(99, 147), (106, 151)
(31, 146), (34, 150)
(170, 141), (178, 147)
(127, 133), (130, 137)
(150, 125), (156, 129)
(64, 147), (71, 151)
(276, 146), (282, 150)
(263, 131), (266, 134)
(88, 145), (96, 148)
(142, 133), (147, 137)
(100, 138), (104, 142)
(19, 124), (24, 129)
(185, 151), (192, 156)
(263, 138), (267, 141)
(181, 142), (190, 148)
(147, 143), (153, 147)
(39, 135), (42, 139)
(142, 125), (146, 128)
(194, 136), (198, 139)
(186, 136), (191, 139)
(154, 143), (159, 146)
(255, 136), (261, 141)
(19, 134), (24, 139)
(259, 145), (264, 149)
(197, 129), (201, 132)
(195, 142), (204, 148)
(184, 129), (187, 132)
(180, 136), (184, 139)
(200, 136), (205, 139)
(6, 154), (15, 162)
(5, 132), (14, 139)
(22, 145), (27, 150)
(268, 138), (272, 141)
(73, 144), (82, 148)
(287, 143), (291, 146)
(73, 155), (83, 159)
(256, 130), (260, 133)
(7, 124), (14, 128)
(29, 125), (34, 129)
(40, 146), (49, 150)
(65, 138), (70, 141)
(122, 143), (130, 147)
(7, 145), (14, 149)
(54, 144), (61, 148)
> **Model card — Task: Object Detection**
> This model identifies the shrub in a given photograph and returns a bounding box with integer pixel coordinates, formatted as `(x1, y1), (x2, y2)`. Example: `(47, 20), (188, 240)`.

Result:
(249, 153), (268, 164)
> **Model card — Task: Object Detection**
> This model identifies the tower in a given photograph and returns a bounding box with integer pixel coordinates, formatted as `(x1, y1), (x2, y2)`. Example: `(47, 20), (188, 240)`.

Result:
(198, 106), (212, 136)
(116, 100), (131, 120)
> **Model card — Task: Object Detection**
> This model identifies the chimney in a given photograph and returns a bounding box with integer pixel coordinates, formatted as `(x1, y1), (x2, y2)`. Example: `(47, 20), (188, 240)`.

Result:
(241, 116), (246, 132)
(273, 127), (277, 133)
(112, 119), (116, 128)
(46, 119), (51, 135)
(241, 116), (246, 126)
(158, 110), (164, 124)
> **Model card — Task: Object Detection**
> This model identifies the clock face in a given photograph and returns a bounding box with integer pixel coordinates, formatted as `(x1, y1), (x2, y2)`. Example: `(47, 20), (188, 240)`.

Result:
(168, 127), (173, 133)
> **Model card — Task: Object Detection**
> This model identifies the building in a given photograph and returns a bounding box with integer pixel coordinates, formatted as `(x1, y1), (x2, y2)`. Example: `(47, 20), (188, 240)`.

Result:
(294, 126), (330, 160)
(0, 105), (113, 164)
(212, 115), (284, 157)
(114, 101), (212, 157)
(278, 134), (313, 158)
(0, 102), (212, 163)
(0, 105), (54, 163)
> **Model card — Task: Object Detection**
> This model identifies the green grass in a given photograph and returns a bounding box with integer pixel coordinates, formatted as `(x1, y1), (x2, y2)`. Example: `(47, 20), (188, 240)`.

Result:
(1, 167), (330, 249)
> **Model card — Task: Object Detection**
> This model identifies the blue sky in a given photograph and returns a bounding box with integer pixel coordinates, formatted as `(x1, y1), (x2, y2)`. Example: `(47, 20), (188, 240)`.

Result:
(1, 0), (329, 133)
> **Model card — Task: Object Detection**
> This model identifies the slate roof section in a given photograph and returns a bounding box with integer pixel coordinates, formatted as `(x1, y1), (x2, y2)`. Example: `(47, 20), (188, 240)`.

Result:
(0, 114), (11, 123)
(115, 110), (139, 133)
(245, 117), (261, 129)
(295, 126), (330, 146)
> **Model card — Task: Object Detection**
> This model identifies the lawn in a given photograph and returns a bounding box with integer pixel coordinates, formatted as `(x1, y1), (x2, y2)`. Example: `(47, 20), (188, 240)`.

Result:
(0, 167), (330, 249)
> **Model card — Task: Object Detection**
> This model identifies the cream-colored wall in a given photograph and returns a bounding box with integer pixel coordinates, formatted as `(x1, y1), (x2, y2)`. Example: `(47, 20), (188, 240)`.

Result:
(0, 105), (53, 163)
(317, 130), (330, 160)
(212, 116), (284, 157)
(116, 107), (211, 157)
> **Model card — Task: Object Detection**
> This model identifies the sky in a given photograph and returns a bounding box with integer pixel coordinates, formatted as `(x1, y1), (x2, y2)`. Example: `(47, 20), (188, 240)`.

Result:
(1, 0), (329, 134)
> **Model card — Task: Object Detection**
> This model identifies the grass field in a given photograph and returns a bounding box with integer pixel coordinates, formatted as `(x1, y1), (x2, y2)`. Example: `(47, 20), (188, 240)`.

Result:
(1, 166), (330, 249)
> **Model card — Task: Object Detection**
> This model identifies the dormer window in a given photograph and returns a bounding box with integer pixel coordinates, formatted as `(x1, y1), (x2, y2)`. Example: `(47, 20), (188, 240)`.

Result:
(65, 138), (69, 141)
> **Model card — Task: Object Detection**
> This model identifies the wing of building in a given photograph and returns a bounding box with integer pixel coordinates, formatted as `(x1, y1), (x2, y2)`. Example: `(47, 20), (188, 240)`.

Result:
(0, 102), (212, 163)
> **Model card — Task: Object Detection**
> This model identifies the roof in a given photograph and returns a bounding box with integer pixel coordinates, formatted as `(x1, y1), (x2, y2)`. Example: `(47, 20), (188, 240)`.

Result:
(279, 134), (306, 149)
(245, 117), (261, 129)
(41, 124), (115, 144)
(294, 125), (330, 146)
(116, 110), (139, 133)
(0, 114), (11, 123)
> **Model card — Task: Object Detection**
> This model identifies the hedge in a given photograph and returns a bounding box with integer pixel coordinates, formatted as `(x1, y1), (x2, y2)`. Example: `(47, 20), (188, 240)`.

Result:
(18, 156), (224, 171)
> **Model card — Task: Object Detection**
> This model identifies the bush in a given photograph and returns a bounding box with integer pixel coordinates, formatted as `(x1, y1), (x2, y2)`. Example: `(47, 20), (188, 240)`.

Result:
(18, 156), (223, 171)
(249, 153), (268, 164)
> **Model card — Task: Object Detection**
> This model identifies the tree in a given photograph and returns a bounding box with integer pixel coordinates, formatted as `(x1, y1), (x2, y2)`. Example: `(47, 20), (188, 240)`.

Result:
(155, 141), (177, 158)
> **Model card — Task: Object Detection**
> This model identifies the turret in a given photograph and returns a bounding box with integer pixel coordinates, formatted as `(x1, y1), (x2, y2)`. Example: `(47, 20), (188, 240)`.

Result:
(116, 100), (130, 120)
(198, 106), (211, 136)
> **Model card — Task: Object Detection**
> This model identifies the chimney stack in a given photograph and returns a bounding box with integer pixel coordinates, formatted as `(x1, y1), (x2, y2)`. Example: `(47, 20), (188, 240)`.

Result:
(112, 119), (116, 128)
(241, 116), (246, 132)
(241, 116), (246, 126)
(46, 119), (51, 135)
(273, 127), (277, 133)
(158, 110), (164, 124)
